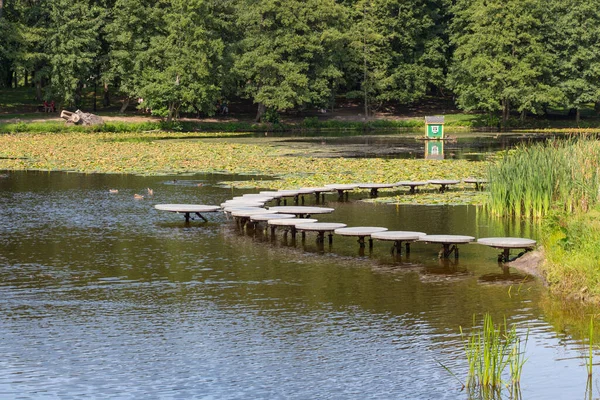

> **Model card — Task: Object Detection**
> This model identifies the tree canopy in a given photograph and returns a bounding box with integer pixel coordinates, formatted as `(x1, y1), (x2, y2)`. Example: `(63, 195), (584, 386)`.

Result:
(0, 0), (598, 122)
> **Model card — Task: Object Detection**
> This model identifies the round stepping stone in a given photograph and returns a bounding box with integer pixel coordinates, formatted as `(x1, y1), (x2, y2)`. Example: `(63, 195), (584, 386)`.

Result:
(268, 206), (334, 218)
(419, 234), (475, 259)
(371, 231), (427, 255)
(371, 231), (427, 241)
(267, 218), (319, 226)
(221, 201), (265, 208)
(230, 209), (274, 217)
(324, 184), (359, 200)
(324, 184), (359, 190)
(420, 235), (475, 244)
(396, 181), (429, 194)
(334, 226), (388, 248)
(428, 179), (461, 193)
(260, 191), (286, 198)
(463, 178), (488, 190)
(236, 195), (275, 201)
(295, 222), (348, 244)
(477, 237), (536, 248)
(222, 205), (264, 213)
(358, 183), (397, 197)
(300, 187), (335, 202)
(478, 237), (537, 262)
(155, 204), (221, 223)
(266, 218), (319, 239)
(250, 213), (296, 222)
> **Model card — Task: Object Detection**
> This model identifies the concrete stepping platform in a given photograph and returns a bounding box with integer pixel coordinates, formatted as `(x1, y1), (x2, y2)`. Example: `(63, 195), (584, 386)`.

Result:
(274, 190), (303, 205)
(268, 206), (334, 219)
(477, 237), (537, 262)
(428, 179), (461, 193)
(248, 213), (296, 231)
(358, 183), (397, 197)
(334, 226), (388, 248)
(222, 205), (264, 214)
(267, 218), (319, 239)
(221, 201), (266, 208)
(463, 178), (488, 190)
(155, 204), (221, 223)
(259, 191), (286, 198)
(324, 183), (359, 200)
(295, 222), (347, 244)
(371, 231), (427, 255)
(419, 234), (475, 259)
(250, 213), (296, 222)
(236, 194), (275, 201)
(396, 181), (429, 194)
(300, 187), (335, 202)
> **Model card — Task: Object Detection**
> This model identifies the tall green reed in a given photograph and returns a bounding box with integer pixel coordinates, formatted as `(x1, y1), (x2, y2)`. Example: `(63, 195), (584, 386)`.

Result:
(461, 313), (527, 395)
(487, 138), (600, 219)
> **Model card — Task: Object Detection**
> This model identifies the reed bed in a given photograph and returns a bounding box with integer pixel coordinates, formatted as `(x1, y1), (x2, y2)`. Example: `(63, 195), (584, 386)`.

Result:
(487, 138), (600, 219)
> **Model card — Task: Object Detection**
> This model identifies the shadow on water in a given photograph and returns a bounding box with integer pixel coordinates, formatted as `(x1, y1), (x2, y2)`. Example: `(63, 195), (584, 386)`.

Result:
(0, 170), (595, 399)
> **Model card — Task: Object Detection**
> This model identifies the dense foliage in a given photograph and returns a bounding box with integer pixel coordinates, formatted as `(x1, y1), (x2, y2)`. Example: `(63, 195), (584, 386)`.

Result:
(1, 0), (599, 123)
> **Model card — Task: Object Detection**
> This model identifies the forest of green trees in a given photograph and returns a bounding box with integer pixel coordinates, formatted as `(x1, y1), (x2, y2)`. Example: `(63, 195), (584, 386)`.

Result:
(1, 0), (600, 123)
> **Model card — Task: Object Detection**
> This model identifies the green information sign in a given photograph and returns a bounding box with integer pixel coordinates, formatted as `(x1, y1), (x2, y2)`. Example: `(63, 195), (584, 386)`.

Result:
(426, 124), (443, 138)
(425, 116), (445, 139)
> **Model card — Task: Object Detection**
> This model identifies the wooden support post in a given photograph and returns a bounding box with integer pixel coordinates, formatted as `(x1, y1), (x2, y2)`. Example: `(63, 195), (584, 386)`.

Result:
(357, 237), (365, 248)
(195, 212), (208, 222)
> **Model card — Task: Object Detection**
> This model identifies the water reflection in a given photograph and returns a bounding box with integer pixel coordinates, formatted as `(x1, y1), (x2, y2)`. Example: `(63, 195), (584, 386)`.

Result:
(0, 171), (595, 399)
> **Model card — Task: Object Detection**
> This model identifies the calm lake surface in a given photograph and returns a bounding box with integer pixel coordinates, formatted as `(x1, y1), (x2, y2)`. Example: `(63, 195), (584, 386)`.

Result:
(0, 170), (594, 399)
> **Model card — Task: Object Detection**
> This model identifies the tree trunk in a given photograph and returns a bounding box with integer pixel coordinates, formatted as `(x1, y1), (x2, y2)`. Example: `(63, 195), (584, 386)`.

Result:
(93, 79), (97, 112)
(576, 107), (580, 124)
(24, 71), (28, 87)
(103, 82), (110, 107)
(255, 103), (266, 122)
(167, 101), (175, 123)
(501, 98), (510, 129)
(520, 109), (526, 122)
(595, 102), (600, 115)
(119, 98), (130, 113)
(35, 80), (42, 101)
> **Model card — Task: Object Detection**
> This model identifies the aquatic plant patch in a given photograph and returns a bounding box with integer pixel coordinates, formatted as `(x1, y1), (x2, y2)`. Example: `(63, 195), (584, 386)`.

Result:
(0, 132), (487, 200)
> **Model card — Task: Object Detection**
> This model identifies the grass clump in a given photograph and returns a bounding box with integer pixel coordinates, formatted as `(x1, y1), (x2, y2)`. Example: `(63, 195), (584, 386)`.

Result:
(460, 313), (527, 397)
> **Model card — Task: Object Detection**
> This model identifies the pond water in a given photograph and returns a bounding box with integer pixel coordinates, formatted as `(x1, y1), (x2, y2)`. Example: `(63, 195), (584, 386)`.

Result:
(0, 171), (595, 399)
(201, 131), (564, 160)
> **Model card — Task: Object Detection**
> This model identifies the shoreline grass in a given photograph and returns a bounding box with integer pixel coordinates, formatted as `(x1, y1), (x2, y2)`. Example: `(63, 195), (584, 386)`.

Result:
(487, 138), (600, 304)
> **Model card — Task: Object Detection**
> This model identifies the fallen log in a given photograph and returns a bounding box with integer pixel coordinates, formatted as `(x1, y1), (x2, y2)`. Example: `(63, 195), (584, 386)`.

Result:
(60, 109), (104, 126)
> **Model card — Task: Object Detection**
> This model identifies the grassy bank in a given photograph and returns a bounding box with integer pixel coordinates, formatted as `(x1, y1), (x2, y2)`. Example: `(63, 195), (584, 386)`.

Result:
(487, 139), (600, 302)
(0, 131), (487, 191)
